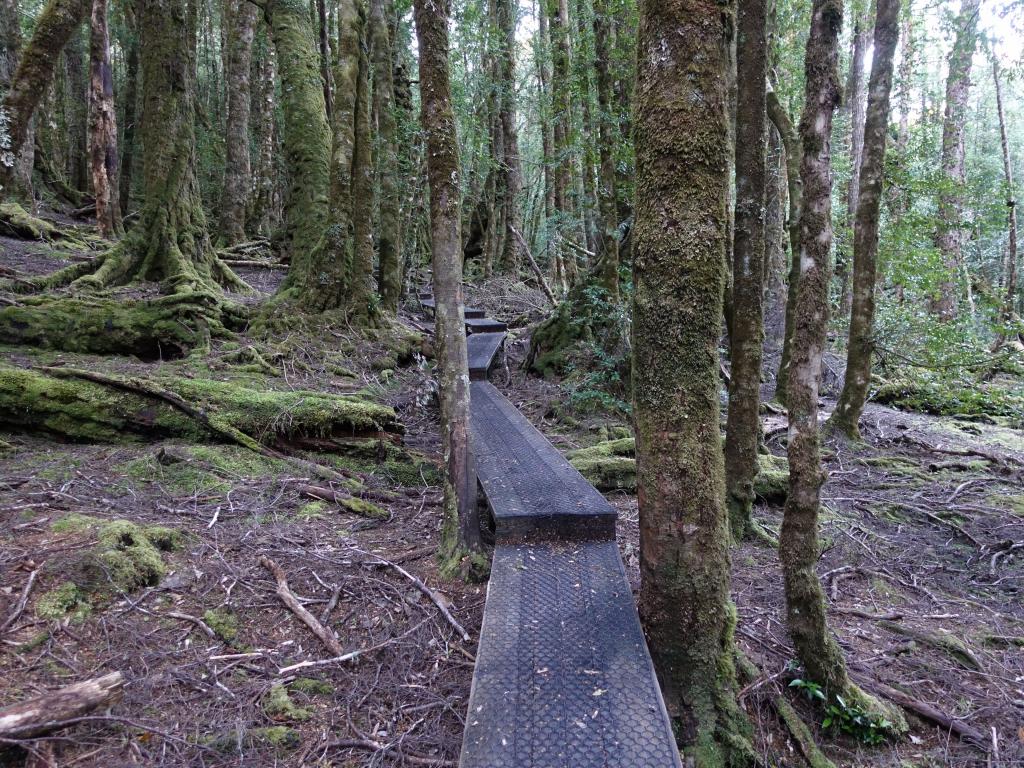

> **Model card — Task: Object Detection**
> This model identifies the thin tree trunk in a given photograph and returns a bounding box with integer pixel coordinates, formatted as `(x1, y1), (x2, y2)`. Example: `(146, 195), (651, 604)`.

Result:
(725, 0), (769, 540)
(218, 0), (256, 245)
(837, 9), (869, 318)
(497, 0), (523, 275)
(993, 59), (1018, 341)
(593, 0), (618, 298)
(249, 29), (278, 237)
(118, 15), (138, 218)
(316, 0), (333, 120)
(88, 0), (120, 238)
(64, 30), (89, 194)
(767, 88), (803, 404)
(0, 0), (34, 202)
(349, 2), (375, 317)
(765, 125), (788, 316)
(930, 0), (981, 321)
(779, 0), (899, 728)
(0, 0), (90, 198)
(830, 0), (901, 439)
(412, 0), (483, 579)
(633, 0), (754, 761)
(548, 0), (578, 286)
(371, 0), (401, 312)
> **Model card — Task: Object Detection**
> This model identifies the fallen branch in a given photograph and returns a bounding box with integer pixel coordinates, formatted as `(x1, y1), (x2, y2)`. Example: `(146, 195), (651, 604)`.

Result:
(0, 672), (124, 740)
(259, 555), (345, 657)
(510, 226), (557, 307)
(852, 671), (988, 749)
(348, 545), (470, 642)
(0, 568), (38, 633)
(277, 618), (429, 675)
(165, 611), (217, 639)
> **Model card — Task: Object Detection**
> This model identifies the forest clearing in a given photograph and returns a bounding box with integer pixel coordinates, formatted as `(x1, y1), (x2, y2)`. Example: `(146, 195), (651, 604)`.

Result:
(1, 0), (1023, 766)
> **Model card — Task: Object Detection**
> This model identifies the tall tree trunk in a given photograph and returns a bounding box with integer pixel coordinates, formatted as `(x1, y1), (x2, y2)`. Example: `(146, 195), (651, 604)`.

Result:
(1, 0), (34, 202)
(64, 30), (89, 195)
(993, 60), (1018, 342)
(536, 0), (557, 268)
(573, 0), (599, 257)
(593, 0), (618, 298)
(249, 28), (279, 237)
(217, 0), (256, 246)
(88, 0), (120, 238)
(349, 2), (375, 317)
(262, 0), (332, 264)
(548, 0), (578, 286)
(118, 12), (138, 218)
(830, 0), (901, 438)
(836, 8), (869, 318)
(0, 0), (90, 199)
(767, 89), (803, 404)
(413, 0), (483, 579)
(725, 0), (769, 540)
(371, 0), (402, 312)
(765, 126), (788, 316)
(496, 0), (523, 275)
(930, 0), (981, 321)
(316, 0), (333, 120)
(779, 0), (898, 727)
(633, 0), (754, 762)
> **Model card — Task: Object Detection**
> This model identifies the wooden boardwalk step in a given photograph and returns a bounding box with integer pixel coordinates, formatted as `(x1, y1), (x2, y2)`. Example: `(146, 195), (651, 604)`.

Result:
(466, 317), (508, 334)
(470, 381), (615, 543)
(467, 333), (505, 381)
(419, 297), (486, 319)
(459, 540), (682, 768)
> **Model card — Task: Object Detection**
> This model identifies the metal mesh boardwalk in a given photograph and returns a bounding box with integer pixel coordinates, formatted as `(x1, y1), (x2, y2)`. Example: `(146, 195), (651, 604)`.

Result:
(418, 291), (681, 767)
(459, 541), (682, 768)
(470, 381), (616, 543)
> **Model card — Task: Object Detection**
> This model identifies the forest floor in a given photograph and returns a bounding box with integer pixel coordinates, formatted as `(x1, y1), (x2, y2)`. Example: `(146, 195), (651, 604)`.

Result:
(1, 226), (1023, 768)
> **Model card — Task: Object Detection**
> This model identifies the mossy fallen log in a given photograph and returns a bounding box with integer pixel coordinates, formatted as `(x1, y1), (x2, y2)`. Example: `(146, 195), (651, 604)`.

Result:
(0, 293), (228, 359)
(0, 202), (61, 241)
(0, 364), (402, 445)
(568, 437), (789, 501)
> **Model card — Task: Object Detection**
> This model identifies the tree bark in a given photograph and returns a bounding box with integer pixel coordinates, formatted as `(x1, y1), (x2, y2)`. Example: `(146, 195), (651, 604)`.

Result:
(249, 28), (279, 237)
(349, 2), (376, 317)
(316, 0), (333, 120)
(0, 0), (90, 199)
(830, 0), (901, 439)
(836, 8), (869, 318)
(371, 0), (402, 312)
(593, 0), (618, 299)
(118, 11), (138, 218)
(930, 0), (981, 321)
(767, 88), (803, 405)
(633, 0), (754, 761)
(0, 0), (34, 202)
(64, 29), (89, 195)
(548, 0), (578, 287)
(262, 0), (332, 264)
(496, 0), (523, 275)
(217, 0), (256, 246)
(413, 0), (483, 579)
(725, 0), (768, 539)
(993, 60), (1018, 341)
(88, 0), (121, 238)
(0, 672), (124, 740)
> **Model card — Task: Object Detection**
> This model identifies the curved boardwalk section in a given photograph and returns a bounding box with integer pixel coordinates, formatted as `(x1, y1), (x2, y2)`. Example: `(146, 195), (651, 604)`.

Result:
(420, 293), (681, 768)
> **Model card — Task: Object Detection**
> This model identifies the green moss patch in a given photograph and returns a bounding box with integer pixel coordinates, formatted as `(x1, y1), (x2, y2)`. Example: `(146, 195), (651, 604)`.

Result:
(873, 374), (1024, 426)
(329, 439), (440, 487)
(203, 608), (240, 644)
(290, 677), (333, 695)
(264, 684), (313, 721)
(203, 726), (300, 753)
(36, 582), (92, 622)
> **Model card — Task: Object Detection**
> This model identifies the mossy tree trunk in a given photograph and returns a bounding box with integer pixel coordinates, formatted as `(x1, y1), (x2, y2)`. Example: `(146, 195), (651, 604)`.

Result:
(1, 0), (34, 202)
(20, 0), (248, 296)
(496, 0), (523, 275)
(548, 0), (578, 288)
(829, 0), (900, 439)
(993, 60), (1018, 345)
(218, 0), (257, 246)
(633, 0), (754, 762)
(767, 89), (803, 405)
(370, 0), (402, 312)
(413, 0), (483, 579)
(117, 9), (138, 218)
(249, 29), (279, 237)
(0, 0), (90, 201)
(930, 0), (981, 321)
(724, 0), (768, 540)
(349, 3), (376, 318)
(262, 0), (331, 264)
(593, 0), (618, 300)
(88, 0), (121, 239)
(780, 0), (895, 724)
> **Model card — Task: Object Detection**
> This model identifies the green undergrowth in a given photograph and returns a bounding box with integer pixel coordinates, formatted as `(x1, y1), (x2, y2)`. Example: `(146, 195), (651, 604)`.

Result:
(873, 371), (1024, 426)
(566, 437), (789, 501)
(202, 726), (300, 753)
(329, 439), (441, 487)
(36, 515), (185, 620)
(122, 445), (289, 494)
(264, 684), (313, 721)
(203, 608), (240, 645)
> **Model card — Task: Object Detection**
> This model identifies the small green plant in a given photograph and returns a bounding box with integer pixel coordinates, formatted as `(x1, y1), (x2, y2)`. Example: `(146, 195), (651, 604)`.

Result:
(822, 695), (893, 745)
(788, 678), (825, 703)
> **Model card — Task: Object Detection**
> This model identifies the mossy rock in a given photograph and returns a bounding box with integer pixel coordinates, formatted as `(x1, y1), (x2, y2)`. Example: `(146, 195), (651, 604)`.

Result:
(567, 438), (790, 501)
(0, 364), (402, 445)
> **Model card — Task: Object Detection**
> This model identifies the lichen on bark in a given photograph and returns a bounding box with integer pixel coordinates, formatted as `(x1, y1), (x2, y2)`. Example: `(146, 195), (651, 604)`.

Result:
(633, 0), (754, 762)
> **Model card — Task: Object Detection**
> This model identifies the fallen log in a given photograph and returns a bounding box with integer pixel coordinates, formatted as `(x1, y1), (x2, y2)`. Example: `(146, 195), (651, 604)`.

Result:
(0, 672), (124, 740)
